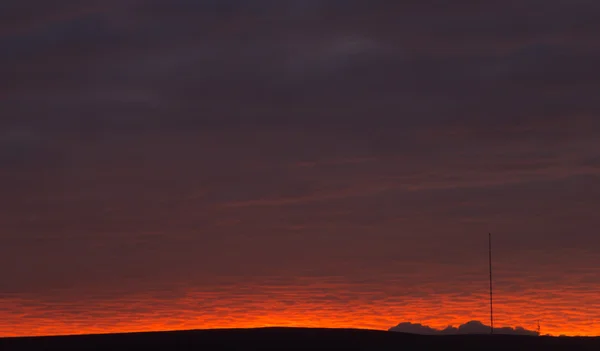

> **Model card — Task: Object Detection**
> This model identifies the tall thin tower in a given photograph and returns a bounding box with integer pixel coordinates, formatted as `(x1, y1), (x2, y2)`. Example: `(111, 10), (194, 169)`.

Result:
(489, 233), (494, 335)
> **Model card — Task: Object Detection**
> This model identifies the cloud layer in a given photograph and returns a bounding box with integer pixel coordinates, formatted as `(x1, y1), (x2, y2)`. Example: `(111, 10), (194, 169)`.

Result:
(389, 320), (539, 336)
(1, 0), (600, 338)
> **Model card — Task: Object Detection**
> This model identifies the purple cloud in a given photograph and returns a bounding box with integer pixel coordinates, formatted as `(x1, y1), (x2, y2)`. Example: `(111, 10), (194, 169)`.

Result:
(389, 320), (539, 336)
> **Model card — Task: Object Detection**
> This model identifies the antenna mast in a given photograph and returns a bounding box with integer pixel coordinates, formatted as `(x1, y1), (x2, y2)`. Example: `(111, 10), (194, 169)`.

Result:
(489, 233), (494, 335)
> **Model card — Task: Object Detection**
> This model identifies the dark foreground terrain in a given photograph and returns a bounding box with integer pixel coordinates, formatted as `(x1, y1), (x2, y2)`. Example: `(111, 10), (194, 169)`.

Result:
(1, 327), (599, 351)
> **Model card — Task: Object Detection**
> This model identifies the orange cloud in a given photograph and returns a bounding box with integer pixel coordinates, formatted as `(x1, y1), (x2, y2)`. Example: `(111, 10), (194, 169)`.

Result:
(2, 261), (600, 338)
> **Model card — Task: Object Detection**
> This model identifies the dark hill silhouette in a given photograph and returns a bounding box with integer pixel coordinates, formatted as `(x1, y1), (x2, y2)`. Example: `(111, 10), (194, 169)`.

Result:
(1, 327), (598, 351)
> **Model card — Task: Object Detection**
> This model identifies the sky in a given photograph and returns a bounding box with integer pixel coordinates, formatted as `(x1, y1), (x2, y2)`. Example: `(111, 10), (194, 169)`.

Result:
(1, 0), (600, 337)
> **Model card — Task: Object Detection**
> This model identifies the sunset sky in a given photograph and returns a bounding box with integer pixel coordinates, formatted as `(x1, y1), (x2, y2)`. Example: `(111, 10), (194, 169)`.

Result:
(2, 0), (600, 337)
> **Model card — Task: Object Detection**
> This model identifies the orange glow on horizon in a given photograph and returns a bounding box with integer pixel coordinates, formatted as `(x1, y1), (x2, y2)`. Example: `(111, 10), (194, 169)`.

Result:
(3, 280), (599, 338)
